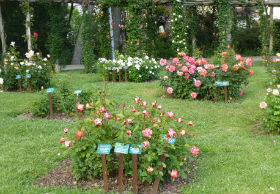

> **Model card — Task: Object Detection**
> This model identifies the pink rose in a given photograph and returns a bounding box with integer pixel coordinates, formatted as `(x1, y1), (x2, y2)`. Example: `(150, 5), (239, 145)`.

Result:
(259, 102), (267, 109)
(177, 118), (183, 123)
(60, 137), (65, 143)
(194, 80), (201, 87)
(267, 88), (272, 92)
(64, 128), (68, 133)
(210, 72), (215, 77)
(190, 145), (199, 156)
(142, 140), (149, 148)
(246, 58), (253, 66)
(177, 71), (184, 76)
(189, 68), (195, 75)
(103, 112), (111, 119)
(134, 96), (140, 103)
(93, 118), (103, 125)
(167, 111), (175, 118)
(126, 130), (131, 135)
(169, 65), (176, 72)
(167, 128), (177, 138)
(188, 121), (194, 126)
(239, 89), (244, 96)
(160, 59), (167, 66)
(179, 130), (185, 136)
(169, 170), (178, 178)
(191, 92), (197, 99)
(147, 167), (154, 173)
(167, 87), (173, 94)
(65, 140), (72, 148)
(142, 128), (152, 138)
(142, 110), (148, 115)
(76, 103), (84, 111)
(157, 105), (163, 110)
(172, 57), (179, 63)
(131, 108), (136, 113)
(99, 106), (106, 113)
(181, 66), (188, 72)
(142, 101), (148, 106)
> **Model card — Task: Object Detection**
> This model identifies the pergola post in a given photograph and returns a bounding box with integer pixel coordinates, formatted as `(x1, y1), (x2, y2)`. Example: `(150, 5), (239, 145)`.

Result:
(0, 4), (6, 55)
(269, 6), (273, 53)
(26, 0), (32, 51)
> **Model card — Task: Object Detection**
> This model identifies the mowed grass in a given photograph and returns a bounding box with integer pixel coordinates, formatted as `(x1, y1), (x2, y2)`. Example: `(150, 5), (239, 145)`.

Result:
(0, 65), (280, 194)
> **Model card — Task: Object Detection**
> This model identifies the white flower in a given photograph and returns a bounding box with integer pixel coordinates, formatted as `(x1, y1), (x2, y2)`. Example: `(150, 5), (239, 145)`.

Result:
(36, 52), (40, 56)
(47, 54), (50, 58)
(11, 63), (14, 66)
(163, 76), (168, 80)
(273, 89), (279, 96)
(0, 78), (3, 85)
(43, 58), (48, 61)
(38, 65), (42, 69)
(25, 50), (34, 59)
(277, 85), (280, 88)
(145, 66), (148, 69)
(20, 62), (24, 65)
(139, 75), (142, 78)
(10, 42), (15, 47)
(26, 70), (29, 73)
(15, 66), (19, 70)
(145, 56), (149, 60)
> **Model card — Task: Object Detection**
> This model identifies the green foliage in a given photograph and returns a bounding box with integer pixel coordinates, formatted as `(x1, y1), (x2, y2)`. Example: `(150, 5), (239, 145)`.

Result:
(63, 94), (197, 183)
(273, 19), (280, 54)
(31, 78), (97, 117)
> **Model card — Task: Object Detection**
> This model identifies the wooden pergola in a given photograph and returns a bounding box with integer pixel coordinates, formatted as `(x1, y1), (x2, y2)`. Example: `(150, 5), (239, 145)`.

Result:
(1, 0), (280, 57)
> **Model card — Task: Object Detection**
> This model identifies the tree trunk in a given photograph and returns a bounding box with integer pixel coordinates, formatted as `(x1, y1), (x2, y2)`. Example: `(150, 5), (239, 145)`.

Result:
(26, 10), (32, 51)
(112, 7), (121, 51)
(269, 6), (273, 53)
(67, 3), (74, 26)
(0, 4), (6, 55)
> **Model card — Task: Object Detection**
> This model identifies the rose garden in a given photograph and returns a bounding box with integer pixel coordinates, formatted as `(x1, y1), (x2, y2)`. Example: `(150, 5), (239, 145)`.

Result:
(1, 0), (280, 194)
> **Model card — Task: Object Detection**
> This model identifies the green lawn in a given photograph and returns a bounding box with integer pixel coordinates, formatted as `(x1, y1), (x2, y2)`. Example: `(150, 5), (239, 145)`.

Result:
(1, 65), (280, 194)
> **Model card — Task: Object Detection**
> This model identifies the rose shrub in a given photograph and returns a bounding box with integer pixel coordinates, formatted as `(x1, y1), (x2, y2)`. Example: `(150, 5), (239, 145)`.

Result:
(0, 42), (52, 91)
(61, 94), (199, 184)
(31, 79), (97, 117)
(97, 54), (160, 82)
(160, 47), (253, 100)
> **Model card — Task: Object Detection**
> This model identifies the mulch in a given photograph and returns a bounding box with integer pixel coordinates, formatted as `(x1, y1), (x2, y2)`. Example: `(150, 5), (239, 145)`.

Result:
(36, 160), (197, 194)
(17, 112), (75, 122)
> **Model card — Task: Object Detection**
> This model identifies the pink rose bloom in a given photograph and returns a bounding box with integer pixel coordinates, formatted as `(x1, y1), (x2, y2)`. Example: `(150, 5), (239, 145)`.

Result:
(179, 130), (185, 136)
(245, 86), (249, 89)
(134, 96), (140, 103)
(200, 69), (207, 77)
(191, 92), (197, 99)
(76, 104), (84, 111)
(93, 118), (103, 125)
(272, 69), (276, 73)
(65, 140), (72, 148)
(210, 72), (216, 77)
(267, 88), (272, 92)
(147, 167), (154, 173)
(246, 58), (253, 66)
(184, 73), (190, 79)
(126, 130), (131, 135)
(160, 59), (167, 66)
(123, 118), (133, 125)
(177, 71), (184, 76)
(142, 128), (153, 138)
(189, 68), (195, 75)
(86, 103), (90, 108)
(239, 89), (244, 96)
(167, 87), (173, 94)
(167, 128), (177, 138)
(277, 85), (280, 89)
(142, 141), (149, 148)
(190, 145), (199, 156)
(142, 110), (148, 115)
(157, 105), (163, 110)
(172, 57), (179, 63)
(194, 80), (201, 87)
(151, 102), (157, 107)
(169, 65), (176, 72)
(259, 102), (267, 109)
(167, 111), (175, 118)
(188, 121), (194, 126)
(177, 118), (183, 123)
(60, 137), (65, 143)
(131, 108), (136, 113)
(181, 66), (188, 72)
(235, 54), (242, 61)
(103, 112), (111, 119)
(99, 106), (106, 113)
(169, 170), (178, 178)
(64, 128), (68, 133)
(142, 101), (148, 106)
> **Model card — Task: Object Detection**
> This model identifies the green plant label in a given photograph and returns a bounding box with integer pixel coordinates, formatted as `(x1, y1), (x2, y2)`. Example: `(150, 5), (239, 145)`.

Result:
(74, 90), (82, 95)
(96, 144), (112, 154)
(129, 144), (142, 154)
(161, 134), (176, 144)
(46, 88), (54, 93)
(16, 75), (21, 79)
(25, 74), (31, 79)
(215, 81), (229, 87)
(114, 142), (129, 154)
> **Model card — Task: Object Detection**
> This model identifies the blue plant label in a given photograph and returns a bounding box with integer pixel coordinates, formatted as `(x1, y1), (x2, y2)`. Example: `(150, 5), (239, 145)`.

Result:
(46, 88), (54, 93)
(16, 75), (21, 79)
(96, 144), (111, 154)
(161, 134), (176, 145)
(129, 144), (142, 154)
(25, 74), (31, 79)
(215, 81), (229, 87)
(123, 66), (128, 69)
(74, 90), (82, 95)
(114, 142), (129, 154)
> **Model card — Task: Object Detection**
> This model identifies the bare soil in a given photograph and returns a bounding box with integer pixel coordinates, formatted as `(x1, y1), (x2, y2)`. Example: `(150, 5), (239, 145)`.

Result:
(17, 112), (75, 122)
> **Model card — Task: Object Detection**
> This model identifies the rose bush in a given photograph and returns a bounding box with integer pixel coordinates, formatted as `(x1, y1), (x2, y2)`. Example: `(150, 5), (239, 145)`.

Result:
(97, 54), (160, 82)
(160, 46), (253, 100)
(61, 94), (199, 184)
(0, 42), (52, 91)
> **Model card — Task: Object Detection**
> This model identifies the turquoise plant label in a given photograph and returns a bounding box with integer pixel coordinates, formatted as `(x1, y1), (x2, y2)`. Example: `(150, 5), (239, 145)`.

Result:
(114, 142), (129, 154)
(161, 134), (176, 145)
(25, 74), (31, 79)
(215, 81), (229, 87)
(74, 90), (82, 95)
(96, 144), (112, 154)
(129, 144), (142, 154)
(16, 75), (21, 79)
(46, 88), (54, 93)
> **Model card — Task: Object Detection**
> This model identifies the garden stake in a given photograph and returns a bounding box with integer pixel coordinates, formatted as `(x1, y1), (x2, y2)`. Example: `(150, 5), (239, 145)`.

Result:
(152, 153), (166, 194)
(119, 68), (122, 82)
(113, 69), (116, 82)
(48, 92), (53, 119)
(118, 153), (124, 193)
(217, 87), (220, 102)
(132, 154), (138, 194)
(125, 69), (127, 82)
(224, 86), (228, 103)
(27, 78), (31, 92)
(101, 154), (109, 192)
(18, 78), (23, 92)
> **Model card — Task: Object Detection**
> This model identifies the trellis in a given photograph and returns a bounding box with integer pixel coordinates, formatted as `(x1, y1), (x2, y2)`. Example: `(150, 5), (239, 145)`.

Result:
(1, 0), (280, 58)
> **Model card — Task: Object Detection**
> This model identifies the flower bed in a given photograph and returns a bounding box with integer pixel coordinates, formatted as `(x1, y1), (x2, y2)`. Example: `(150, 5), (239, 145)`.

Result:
(97, 54), (160, 82)
(0, 42), (52, 91)
(160, 47), (253, 100)
(60, 93), (199, 187)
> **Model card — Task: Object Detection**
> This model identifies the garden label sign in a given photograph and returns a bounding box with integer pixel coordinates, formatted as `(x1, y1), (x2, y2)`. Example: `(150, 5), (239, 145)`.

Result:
(26, 74), (31, 92)
(129, 144), (142, 154)
(16, 75), (23, 92)
(214, 81), (229, 103)
(25, 74), (31, 79)
(114, 142), (129, 154)
(46, 88), (54, 119)
(74, 90), (82, 95)
(97, 144), (112, 192)
(161, 134), (176, 144)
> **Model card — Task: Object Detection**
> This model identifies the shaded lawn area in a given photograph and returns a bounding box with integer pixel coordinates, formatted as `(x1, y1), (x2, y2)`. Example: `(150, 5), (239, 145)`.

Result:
(0, 65), (280, 194)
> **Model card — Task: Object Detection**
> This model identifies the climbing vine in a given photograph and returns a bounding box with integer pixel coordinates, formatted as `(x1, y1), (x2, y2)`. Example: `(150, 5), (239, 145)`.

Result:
(214, 0), (233, 51)
(186, 6), (198, 55)
(170, 0), (188, 54)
